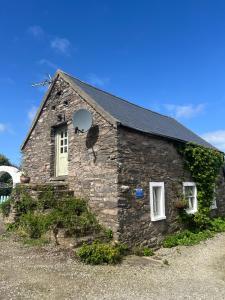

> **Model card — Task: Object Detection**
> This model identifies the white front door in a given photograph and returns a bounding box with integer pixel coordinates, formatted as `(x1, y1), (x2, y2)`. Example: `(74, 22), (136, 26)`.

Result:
(55, 127), (68, 176)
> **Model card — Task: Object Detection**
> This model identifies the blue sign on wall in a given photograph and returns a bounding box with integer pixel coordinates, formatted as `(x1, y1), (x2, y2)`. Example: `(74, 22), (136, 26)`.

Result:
(135, 188), (144, 199)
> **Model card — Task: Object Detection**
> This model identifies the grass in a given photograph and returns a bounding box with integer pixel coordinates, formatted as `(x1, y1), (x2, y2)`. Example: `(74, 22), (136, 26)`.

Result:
(163, 217), (225, 248)
(22, 236), (50, 247)
(132, 246), (154, 257)
(163, 229), (214, 248)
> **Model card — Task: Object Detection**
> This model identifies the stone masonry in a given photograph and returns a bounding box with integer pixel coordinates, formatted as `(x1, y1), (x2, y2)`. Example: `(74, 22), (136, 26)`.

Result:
(22, 76), (119, 235)
(22, 74), (225, 246)
(117, 127), (225, 246)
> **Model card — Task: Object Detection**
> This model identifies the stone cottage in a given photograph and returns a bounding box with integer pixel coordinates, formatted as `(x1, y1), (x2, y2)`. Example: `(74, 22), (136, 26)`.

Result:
(21, 70), (225, 246)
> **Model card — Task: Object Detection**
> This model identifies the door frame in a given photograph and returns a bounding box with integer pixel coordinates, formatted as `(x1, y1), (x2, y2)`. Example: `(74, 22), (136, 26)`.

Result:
(54, 124), (68, 177)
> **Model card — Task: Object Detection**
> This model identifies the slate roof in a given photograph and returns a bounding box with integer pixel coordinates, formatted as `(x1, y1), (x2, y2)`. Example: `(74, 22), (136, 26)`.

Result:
(62, 72), (214, 149)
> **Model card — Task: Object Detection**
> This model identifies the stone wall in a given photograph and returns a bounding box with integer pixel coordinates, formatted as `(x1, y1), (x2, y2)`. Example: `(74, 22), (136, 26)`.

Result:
(116, 126), (225, 247)
(22, 75), (225, 246)
(22, 76), (119, 234)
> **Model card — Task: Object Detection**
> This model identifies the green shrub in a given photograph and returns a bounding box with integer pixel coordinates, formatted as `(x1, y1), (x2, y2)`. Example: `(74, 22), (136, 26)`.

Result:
(14, 196), (102, 240)
(37, 187), (55, 210)
(143, 247), (154, 256)
(103, 228), (113, 240)
(163, 217), (225, 248)
(49, 197), (101, 237)
(6, 222), (18, 232)
(163, 229), (214, 248)
(0, 198), (11, 217)
(7, 190), (112, 245)
(14, 192), (36, 215)
(115, 243), (129, 256)
(77, 242), (125, 265)
(56, 197), (88, 215)
(19, 212), (52, 239)
(179, 143), (224, 229)
(210, 218), (225, 232)
(132, 246), (154, 257)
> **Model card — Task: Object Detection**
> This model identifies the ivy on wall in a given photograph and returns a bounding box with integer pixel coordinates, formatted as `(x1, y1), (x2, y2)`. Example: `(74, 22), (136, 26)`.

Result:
(179, 143), (224, 228)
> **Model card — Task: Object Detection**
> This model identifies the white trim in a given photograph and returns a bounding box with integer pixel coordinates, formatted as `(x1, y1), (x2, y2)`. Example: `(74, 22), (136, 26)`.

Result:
(149, 182), (166, 221)
(211, 199), (217, 209)
(183, 182), (197, 214)
(211, 188), (217, 209)
(55, 126), (68, 177)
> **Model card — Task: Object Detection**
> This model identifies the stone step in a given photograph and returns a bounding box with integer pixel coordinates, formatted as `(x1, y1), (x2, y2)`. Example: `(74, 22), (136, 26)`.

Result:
(16, 183), (74, 199)
(54, 190), (74, 198)
(19, 183), (69, 191)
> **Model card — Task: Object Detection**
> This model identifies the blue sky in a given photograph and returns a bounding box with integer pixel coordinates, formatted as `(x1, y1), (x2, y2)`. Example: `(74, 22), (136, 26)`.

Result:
(1, 0), (225, 165)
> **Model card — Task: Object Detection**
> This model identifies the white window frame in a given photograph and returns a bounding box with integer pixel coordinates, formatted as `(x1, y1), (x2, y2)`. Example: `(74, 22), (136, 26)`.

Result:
(149, 182), (166, 221)
(183, 182), (197, 214)
(210, 188), (217, 210)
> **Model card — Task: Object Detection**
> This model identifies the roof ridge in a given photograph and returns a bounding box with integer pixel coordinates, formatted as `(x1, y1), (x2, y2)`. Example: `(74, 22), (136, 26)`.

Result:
(62, 71), (172, 120)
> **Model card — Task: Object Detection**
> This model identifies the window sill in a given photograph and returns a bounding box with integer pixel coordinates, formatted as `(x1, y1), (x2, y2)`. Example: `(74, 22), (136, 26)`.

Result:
(211, 206), (217, 210)
(185, 209), (197, 215)
(151, 216), (166, 222)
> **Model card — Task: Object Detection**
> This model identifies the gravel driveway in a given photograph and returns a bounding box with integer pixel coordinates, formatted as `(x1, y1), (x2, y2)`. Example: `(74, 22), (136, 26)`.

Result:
(0, 229), (225, 300)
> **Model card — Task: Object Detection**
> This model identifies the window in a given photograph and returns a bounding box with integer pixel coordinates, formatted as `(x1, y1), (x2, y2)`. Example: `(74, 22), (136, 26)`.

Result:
(183, 182), (197, 214)
(211, 188), (217, 209)
(59, 129), (68, 154)
(150, 182), (166, 221)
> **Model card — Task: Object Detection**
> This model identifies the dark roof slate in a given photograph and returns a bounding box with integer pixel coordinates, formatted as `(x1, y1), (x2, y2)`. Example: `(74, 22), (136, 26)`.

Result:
(63, 72), (214, 149)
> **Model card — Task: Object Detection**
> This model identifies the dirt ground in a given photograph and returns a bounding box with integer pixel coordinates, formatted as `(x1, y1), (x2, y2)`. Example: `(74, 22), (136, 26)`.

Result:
(0, 222), (225, 300)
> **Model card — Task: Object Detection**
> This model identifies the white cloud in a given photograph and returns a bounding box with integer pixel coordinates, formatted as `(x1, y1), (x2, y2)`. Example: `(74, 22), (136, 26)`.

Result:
(28, 25), (44, 38)
(202, 130), (225, 152)
(38, 59), (58, 70)
(87, 73), (110, 87)
(0, 123), (7, 133)
(164, 104), (205, 119)
(28, 106), (38, 122)
(50, 37), (71, 55)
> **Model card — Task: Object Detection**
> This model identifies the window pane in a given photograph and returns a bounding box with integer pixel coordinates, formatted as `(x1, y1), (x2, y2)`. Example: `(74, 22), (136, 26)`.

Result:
(189, 197), (195, 209)
(61, 132), (63, 138)
(153, 187), (161, 217)
(64, 139), (67, 145)
(60, 147), (63, 153)
(65, 131), (67, 137)
(64, 147), (68, 153)
(184, 186), (194, 198)
(183, 183), (197, 213)
(61, 140), (64, 146)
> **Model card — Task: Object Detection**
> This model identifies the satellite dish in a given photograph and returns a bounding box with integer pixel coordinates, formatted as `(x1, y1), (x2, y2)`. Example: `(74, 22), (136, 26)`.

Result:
(72, 109), (92, 133)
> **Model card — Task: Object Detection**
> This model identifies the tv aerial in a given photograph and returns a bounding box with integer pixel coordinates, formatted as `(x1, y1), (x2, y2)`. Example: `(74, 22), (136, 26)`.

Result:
(72, 109), (93, 133)
(32, 74), (53, 87)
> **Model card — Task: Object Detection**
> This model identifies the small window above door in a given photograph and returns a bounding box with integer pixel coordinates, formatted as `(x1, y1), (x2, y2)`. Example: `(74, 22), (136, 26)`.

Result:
(59, 128), (68, 154)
